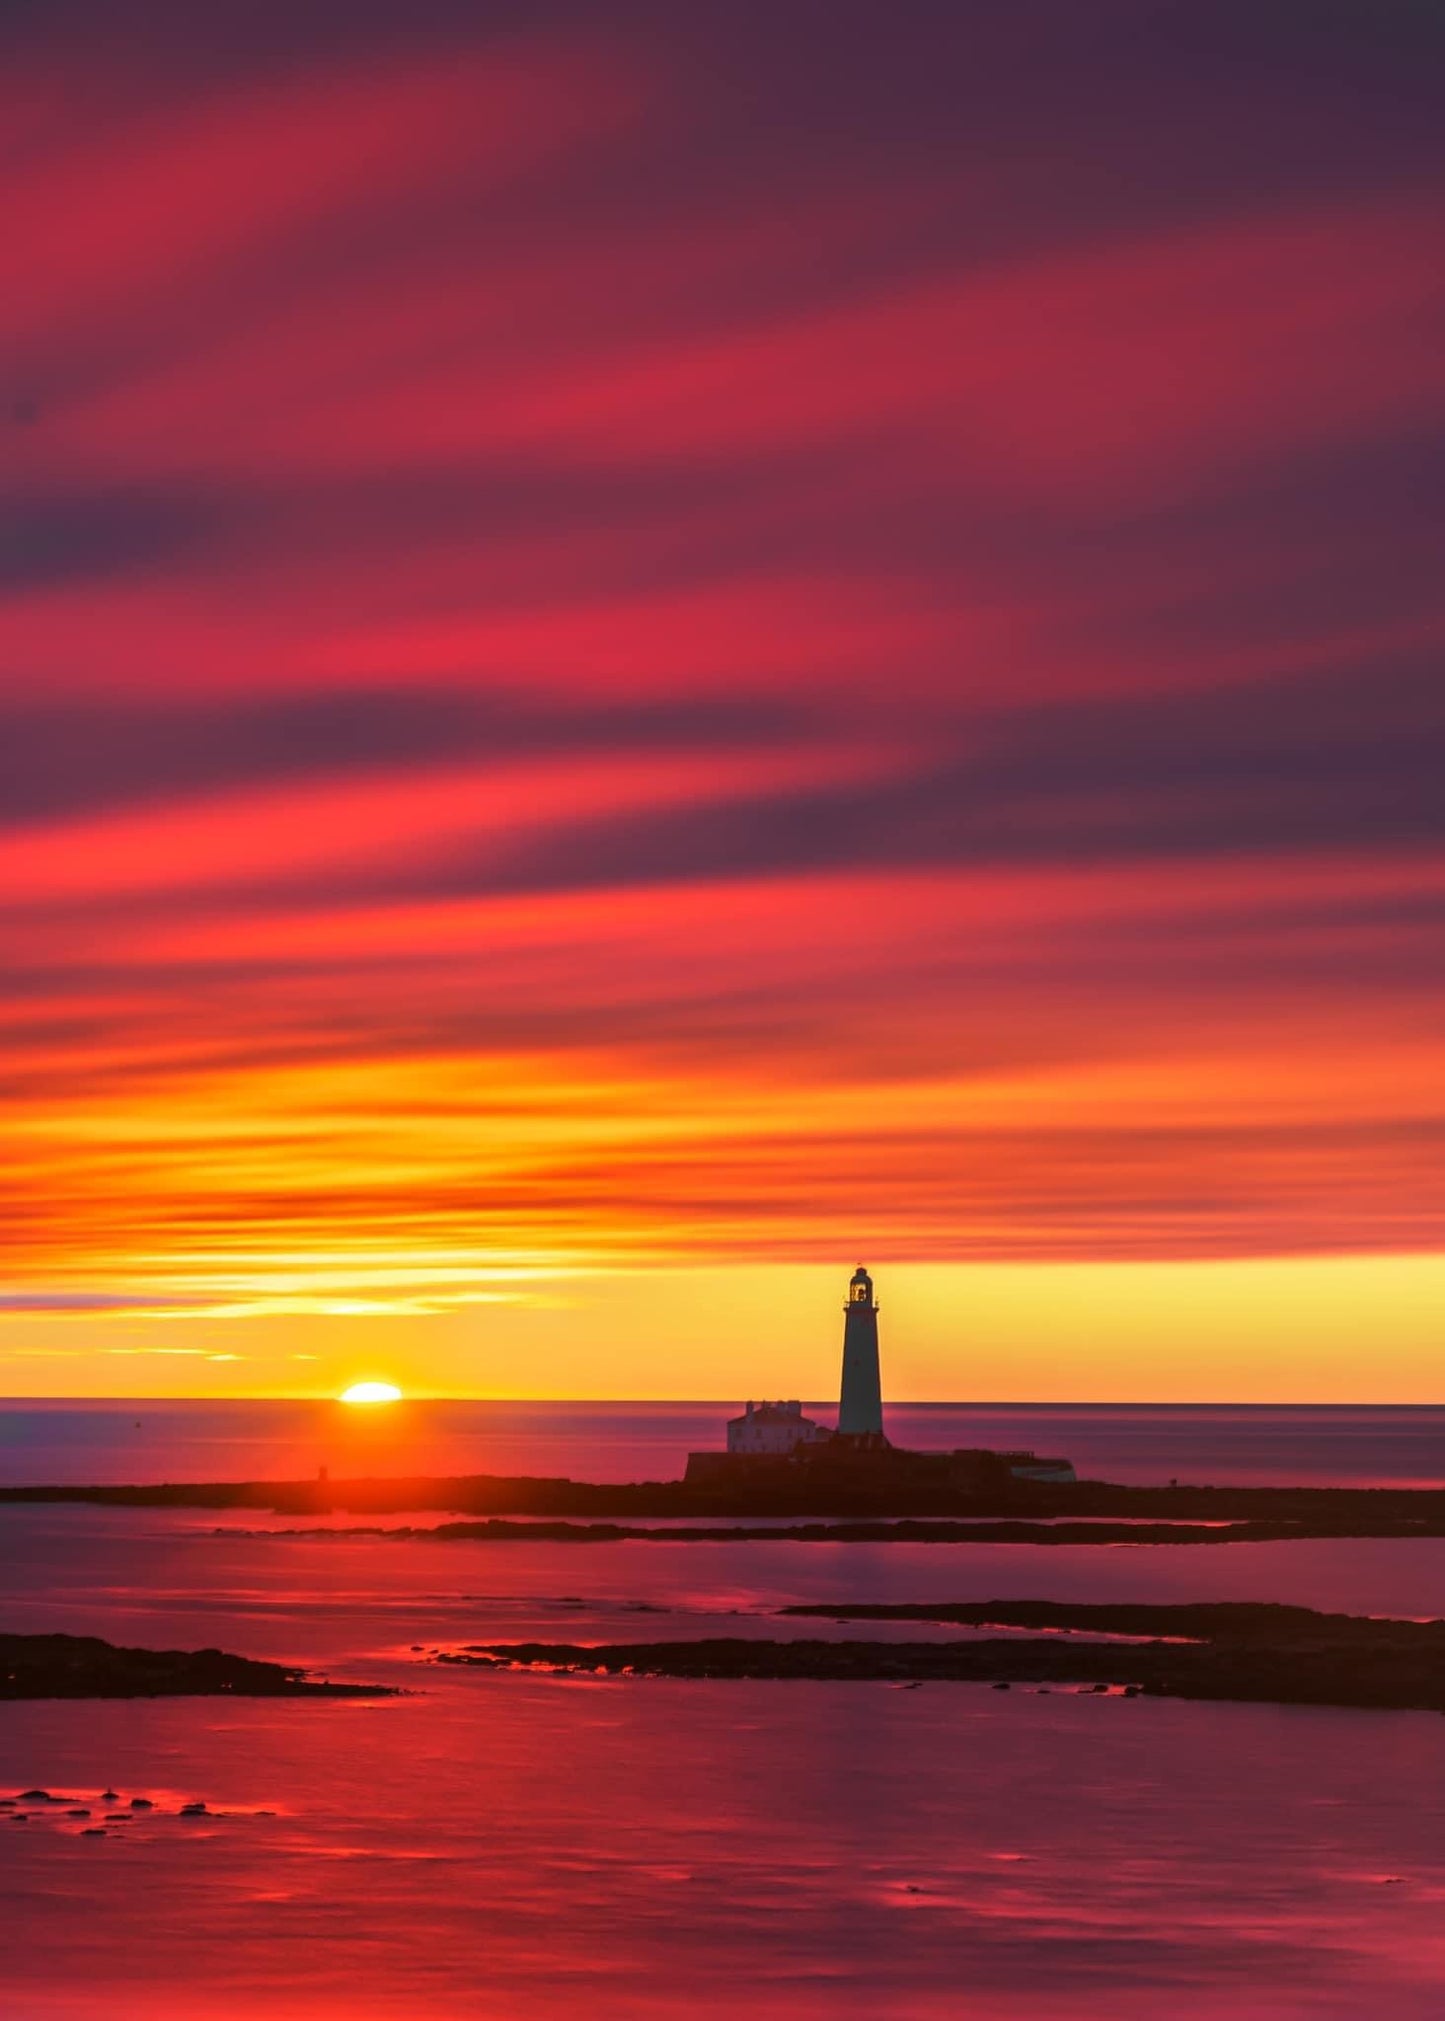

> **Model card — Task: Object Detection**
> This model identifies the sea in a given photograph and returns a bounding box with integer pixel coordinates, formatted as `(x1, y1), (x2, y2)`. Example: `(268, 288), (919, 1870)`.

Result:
(4, 1401), (1445, 2019)
(6, 1397), (1445, 1489)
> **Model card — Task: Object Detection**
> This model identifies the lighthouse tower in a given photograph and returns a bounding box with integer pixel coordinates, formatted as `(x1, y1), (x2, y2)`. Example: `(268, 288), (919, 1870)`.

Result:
(838, 1265), (885, 1438)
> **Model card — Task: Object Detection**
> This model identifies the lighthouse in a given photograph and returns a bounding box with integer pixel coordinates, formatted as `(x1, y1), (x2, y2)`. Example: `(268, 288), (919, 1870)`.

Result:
(683, 1260), (1078, 1485)
(838, 1265), (885, 1438)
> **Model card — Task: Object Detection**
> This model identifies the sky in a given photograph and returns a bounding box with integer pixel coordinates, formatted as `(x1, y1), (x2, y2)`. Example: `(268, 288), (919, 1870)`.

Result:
(3, 0), (1443, 1400)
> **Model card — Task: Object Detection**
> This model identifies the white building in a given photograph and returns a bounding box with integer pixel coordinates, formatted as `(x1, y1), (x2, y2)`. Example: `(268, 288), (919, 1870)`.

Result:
(726, 1399), (830, 1456)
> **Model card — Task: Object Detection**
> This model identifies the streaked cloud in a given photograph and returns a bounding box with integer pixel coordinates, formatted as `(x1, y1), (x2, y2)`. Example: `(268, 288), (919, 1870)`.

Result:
(1, 1), (1442, 1382)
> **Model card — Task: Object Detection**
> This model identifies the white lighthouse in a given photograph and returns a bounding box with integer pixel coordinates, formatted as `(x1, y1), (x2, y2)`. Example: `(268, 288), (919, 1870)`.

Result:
(838, 1264), (885, 1438)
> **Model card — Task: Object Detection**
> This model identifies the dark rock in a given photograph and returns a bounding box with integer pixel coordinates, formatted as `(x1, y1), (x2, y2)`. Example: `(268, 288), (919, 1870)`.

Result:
(101, 1789), (119, 1800)
(129, 1798), (153, 1810)
(179, 1801), (208, 1815)
(18, 1789), (53, 1802)
(81, 1827), (107, 1837)
(992, 1682), (1010, 1691)
(0, 1633), (395, 1701)
(15, 1467), (1445, 1543)
(456, 1601), (1445, 1716)
(66, 1808), (91, 1817)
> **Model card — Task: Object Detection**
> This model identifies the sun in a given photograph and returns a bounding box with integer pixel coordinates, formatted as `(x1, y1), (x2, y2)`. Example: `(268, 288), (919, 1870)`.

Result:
(339, 1381), (403, 1405)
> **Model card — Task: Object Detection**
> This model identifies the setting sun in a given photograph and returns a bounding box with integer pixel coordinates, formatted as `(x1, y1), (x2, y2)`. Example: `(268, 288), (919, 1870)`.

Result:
(339, 1381), (403, 1405)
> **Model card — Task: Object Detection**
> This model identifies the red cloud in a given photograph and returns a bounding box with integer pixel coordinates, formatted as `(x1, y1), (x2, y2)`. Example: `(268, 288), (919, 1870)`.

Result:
(1, 12), (1442, 1308)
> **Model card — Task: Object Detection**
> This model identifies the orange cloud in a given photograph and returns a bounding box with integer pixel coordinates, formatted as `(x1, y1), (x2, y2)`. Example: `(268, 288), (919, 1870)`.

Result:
(1, 3), (1442, 1392)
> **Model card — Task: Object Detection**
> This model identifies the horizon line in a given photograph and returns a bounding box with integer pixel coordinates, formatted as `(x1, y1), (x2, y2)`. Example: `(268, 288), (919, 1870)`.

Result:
(7, 1394), (1445, 1410)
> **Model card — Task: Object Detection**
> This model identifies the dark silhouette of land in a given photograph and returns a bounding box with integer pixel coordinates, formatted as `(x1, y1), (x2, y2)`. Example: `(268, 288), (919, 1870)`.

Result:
(7, 1471), (1445, 1538)
(225, 1514), (1445, 1547)
(0, 1632), (395, 1700)
(438, 1600), (1445, 1714)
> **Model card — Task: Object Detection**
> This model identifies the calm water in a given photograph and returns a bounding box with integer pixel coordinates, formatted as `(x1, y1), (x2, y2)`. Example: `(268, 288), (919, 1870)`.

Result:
(6, 1408), (1445, 2016)
(5, 1398), (1445, 1487)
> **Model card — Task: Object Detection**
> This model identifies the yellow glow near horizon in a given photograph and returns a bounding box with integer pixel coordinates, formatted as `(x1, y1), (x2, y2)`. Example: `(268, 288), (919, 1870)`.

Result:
(5, 1256), (1445, 1403)
(339, 1381), (403, 1404)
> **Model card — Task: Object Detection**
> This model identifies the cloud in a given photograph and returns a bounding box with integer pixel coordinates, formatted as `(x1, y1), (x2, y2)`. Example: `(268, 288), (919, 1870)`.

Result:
(0, 687), (805, 825)
(0, 1292), (211, 1313)
(0, 0), (1442, 1318)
